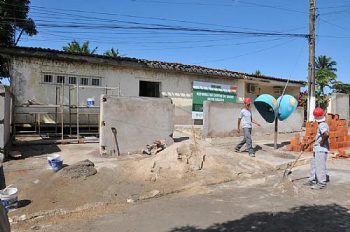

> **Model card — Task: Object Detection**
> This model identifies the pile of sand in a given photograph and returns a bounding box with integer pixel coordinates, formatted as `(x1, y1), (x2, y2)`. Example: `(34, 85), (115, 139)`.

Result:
(131, 140), (206, 182)
(59, 160), (97, 179)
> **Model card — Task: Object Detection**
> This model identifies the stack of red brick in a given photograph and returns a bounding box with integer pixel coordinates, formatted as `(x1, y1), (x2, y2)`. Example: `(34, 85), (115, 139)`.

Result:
(288, 113), (350, 158)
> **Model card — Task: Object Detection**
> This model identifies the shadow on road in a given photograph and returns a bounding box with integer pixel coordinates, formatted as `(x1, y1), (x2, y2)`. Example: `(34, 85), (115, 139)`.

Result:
(264, 141), (290, 149)
(10, 144), (61, 159)
(169, 204), (350, 232)
(17, 199), (32, 209)
(174, 137), (190, 143)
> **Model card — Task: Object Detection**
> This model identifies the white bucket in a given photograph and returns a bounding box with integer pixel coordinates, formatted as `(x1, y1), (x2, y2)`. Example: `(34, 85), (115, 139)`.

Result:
(0, 186), (18, 211)
(87, 98), (95, 107)
(47, 154), (60, 170)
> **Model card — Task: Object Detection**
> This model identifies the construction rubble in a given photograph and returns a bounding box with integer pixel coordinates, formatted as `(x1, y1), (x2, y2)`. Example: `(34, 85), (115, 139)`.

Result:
(142, 140), (167, 155)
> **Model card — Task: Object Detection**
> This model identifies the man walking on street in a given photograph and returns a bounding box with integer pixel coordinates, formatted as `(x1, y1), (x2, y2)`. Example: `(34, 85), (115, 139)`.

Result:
(307, 107), (330, 190)
(235, 97), (261, 157)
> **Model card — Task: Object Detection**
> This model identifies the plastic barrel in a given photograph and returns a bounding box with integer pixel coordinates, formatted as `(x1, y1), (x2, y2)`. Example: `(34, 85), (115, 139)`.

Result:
(254, 94), (278, 123)
(277, 95), (298, 121)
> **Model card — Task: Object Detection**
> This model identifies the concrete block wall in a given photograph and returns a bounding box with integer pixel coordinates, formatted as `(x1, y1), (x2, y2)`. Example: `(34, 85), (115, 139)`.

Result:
(328, 93), (349, 121)
(203, 101), (304, 138)
(100, 96), (175, 155)
(0, 85), (11, 161)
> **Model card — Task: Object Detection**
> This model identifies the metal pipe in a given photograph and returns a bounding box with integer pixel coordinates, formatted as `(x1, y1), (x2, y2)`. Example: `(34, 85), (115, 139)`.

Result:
(273, 79), (290, 149)
(55, 86), (58, 134)
(61, 82), (64, 141)
(76, 82), (80, 139)
(69, 85), (72, 136)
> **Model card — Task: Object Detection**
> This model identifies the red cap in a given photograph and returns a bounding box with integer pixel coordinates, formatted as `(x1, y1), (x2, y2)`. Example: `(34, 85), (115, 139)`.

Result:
(243, 97), (252, 105)
(313, 107), (325, 118)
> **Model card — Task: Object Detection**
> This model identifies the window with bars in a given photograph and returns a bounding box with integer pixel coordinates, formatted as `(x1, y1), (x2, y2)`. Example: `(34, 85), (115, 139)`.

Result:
(43, 74), (53, 83)
(80, 77), (89, 86)
(56, 75), (65, 84)
(91, 78), (100, 86)
(69, 76), (77, 85)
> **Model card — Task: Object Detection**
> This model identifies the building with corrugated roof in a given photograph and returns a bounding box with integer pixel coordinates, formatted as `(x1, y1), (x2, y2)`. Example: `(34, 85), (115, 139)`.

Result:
(0, 46), (304, 134)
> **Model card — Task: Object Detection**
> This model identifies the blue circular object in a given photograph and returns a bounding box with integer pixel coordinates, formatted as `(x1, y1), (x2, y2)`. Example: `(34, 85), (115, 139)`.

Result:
(254, 94), (278, 123)
(277, 95), (298, 121)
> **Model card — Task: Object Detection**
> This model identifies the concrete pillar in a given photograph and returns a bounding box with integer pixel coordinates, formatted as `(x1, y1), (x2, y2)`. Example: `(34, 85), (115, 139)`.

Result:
(328, 93), (349, 121)
(0, 85), (11, 161)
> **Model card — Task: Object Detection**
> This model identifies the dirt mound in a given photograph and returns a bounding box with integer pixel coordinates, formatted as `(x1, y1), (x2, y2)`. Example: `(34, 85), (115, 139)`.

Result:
(129, 140), (205, 182)
(59, 160), (97, 179)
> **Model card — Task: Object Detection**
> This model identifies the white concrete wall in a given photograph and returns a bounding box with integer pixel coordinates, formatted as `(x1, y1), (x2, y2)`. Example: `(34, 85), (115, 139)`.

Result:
(0, 86), (11, 160)
(328, 93), (349, 121)
(10, 57), (239, 125)
(203, 101), (304, 138)
(243, 81), (300, 102)
(10, 57), (302, 126)
(100, 96), (174, 155)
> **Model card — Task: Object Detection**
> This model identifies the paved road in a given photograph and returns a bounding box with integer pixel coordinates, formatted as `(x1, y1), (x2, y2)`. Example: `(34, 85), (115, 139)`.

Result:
(33, 162), (350, 232)
(11, 158), (350, 232)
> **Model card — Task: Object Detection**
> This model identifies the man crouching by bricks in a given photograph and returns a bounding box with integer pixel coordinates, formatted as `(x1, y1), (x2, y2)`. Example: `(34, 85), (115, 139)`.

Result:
(307, 107), (330, 190)
(235, 98), (261, 157)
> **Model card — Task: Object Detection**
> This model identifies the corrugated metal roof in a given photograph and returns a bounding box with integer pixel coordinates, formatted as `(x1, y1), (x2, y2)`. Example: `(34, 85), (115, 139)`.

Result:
(0, 45), (305, 85)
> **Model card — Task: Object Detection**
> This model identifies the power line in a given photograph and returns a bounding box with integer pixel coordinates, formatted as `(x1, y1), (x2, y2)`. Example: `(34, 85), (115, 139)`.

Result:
(320, 18), (350, 32)
(236, 0), (307, 14)
(320, 8), (350, 16)
(128, 0), (308, 14)
(195, 38), (297, 64)
(28, 5), (271, 32)
(3, 2), (308, 34)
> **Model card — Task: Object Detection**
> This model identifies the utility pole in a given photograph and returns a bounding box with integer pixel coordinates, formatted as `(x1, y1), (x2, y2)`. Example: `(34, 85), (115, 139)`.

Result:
(307, 0), (316, 121)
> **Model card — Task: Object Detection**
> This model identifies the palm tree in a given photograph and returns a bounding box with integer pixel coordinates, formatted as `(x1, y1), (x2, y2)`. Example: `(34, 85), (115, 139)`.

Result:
(104, 48), (119, 57)
(253, 70), (262, 76)
(315, 55), (337, 95)
(63, 40), (98, 54)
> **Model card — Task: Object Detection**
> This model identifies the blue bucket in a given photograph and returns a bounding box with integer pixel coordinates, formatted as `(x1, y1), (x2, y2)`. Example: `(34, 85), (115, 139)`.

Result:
(47, 154), (60, 170)
(50, 158), (63, 172)
(277, 95), (298, 121)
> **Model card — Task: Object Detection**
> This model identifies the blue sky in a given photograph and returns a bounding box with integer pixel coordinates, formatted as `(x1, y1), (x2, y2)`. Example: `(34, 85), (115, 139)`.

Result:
(19, 0), (350, 83)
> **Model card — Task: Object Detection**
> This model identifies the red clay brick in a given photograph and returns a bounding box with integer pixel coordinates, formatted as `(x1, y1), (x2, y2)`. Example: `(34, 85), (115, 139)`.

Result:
(330, 143), (338, 150)
(327, 113), (334, 120)
(290, 138), (298, 146)
(337, 119), (347, 126)
(330, 131), (337, 138)
(294, 145), (302, 152)
(338, 142), (344, 148)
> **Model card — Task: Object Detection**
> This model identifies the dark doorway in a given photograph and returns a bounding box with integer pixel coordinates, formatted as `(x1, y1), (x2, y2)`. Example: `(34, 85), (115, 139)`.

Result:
(139, 81), (160, 98)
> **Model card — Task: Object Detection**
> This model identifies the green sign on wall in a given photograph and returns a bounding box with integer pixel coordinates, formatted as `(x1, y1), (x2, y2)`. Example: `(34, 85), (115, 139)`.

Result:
(192, 81), (237, 119)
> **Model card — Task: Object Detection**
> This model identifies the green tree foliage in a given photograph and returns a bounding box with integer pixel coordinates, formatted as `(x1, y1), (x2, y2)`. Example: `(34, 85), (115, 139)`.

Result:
(104, 48), (119, 57)
(315, 55), (337, 95)
(63, 40), (98, 54)
(253, 70), (262, 76)
(0, 0), (37, 45)
(333, 81), (350, 94)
